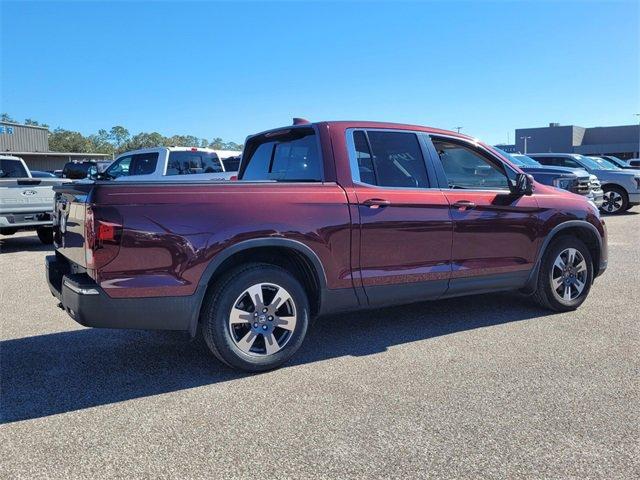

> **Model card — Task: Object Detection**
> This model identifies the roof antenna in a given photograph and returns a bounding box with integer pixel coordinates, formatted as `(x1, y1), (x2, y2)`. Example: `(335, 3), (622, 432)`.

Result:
(292, 117), (310, 125)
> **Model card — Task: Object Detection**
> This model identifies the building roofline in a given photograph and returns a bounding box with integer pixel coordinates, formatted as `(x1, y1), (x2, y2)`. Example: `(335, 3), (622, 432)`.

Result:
(0, 121), (50, 130)
(3, 151), (111, 157)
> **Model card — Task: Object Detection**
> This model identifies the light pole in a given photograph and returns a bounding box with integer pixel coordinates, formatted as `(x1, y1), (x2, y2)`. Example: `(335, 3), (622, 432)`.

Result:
(455, 126), (463, 133)
(520, 136), (532, 154)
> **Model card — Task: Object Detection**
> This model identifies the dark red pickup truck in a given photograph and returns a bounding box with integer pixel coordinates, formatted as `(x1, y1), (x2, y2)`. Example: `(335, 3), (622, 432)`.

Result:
(47, 120), (608, 371)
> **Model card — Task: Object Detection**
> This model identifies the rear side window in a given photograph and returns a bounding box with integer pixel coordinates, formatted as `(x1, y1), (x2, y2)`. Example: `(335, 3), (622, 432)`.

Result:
(0, 159), (28, 178)
(106, 153), (158, 178)
(352, 130), (429, 188)
(167, 151), (223, 175)
(241, 129), (322, 182)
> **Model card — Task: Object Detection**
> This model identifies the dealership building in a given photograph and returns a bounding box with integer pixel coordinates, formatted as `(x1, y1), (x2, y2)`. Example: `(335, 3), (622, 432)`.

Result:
(497, 122), (640, 160)
(0, 122), (110, 171)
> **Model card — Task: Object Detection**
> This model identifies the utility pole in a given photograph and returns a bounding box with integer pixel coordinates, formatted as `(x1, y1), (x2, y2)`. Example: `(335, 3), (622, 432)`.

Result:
(455, 126), (463, 133)
(520, 136), (532, 154)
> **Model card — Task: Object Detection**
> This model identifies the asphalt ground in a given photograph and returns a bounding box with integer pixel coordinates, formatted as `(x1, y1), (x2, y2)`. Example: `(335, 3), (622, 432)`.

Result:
(1, 212), (638, 479)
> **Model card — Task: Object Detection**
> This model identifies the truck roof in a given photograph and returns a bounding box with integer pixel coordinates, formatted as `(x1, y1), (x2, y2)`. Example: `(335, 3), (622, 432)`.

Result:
(248, 120), (477, 143)
(115, 146), (241, 158)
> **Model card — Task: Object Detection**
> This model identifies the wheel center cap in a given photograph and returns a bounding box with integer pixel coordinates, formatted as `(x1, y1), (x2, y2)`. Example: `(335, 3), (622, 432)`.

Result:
(258, 314), (267, 323)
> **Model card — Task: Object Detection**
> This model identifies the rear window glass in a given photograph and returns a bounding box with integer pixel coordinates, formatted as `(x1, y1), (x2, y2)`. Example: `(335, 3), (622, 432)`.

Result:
(167, 151), (223, 175)
(0, 159), (29, 178)
(222, 156), (241, 172)
(241, 129), (322, 182)
(63, 162), (93, 179)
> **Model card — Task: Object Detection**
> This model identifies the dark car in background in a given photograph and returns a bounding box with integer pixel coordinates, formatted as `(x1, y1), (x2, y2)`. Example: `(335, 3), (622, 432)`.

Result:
(62, 160), (112, 180)
(494, 149), (603, 207)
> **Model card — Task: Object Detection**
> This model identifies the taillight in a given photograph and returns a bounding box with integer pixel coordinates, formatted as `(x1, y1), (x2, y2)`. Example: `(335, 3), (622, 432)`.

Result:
(85, 205), (122, 274)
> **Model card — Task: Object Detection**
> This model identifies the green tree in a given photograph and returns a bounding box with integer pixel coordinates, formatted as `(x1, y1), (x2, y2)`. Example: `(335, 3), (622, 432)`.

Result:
(87, 129), (115, 154)
(1, 113), (15, 122)
(209, 137), (225, 149)
(49, 128), (92, 152)
(123, 132), (166, 151)
(109, 126), (130, 150)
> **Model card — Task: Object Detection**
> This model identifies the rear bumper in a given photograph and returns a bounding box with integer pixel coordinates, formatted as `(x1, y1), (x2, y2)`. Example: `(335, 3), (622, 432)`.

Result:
(1, 211), (52, 229)
(46, 255), (196, 331)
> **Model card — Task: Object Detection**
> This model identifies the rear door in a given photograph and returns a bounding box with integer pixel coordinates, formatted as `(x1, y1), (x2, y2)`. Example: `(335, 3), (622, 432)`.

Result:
(427, 136), (541, 294)
(347, 129), (453, 306)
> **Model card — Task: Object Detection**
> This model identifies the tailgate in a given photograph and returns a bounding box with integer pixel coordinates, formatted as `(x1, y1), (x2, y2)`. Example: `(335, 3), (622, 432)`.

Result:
(0, 178), (61, 214)
(53, 182), (94, 268)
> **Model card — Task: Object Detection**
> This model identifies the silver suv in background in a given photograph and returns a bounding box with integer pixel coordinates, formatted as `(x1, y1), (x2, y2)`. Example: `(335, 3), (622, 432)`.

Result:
(529, 153), (640, 214)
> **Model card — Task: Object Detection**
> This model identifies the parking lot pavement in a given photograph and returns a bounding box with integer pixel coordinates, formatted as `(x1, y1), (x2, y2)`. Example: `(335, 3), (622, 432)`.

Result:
(1, 214), (638, 479)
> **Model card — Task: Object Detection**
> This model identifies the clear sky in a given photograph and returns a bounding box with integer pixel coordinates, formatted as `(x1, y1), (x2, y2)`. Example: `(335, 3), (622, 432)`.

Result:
(1, 0), (638, 145)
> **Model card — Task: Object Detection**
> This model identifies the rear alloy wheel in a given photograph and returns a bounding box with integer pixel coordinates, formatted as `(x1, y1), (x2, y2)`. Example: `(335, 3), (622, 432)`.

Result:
(201, 263), (309, 372)
(600, 186), (628, 214)
(533, 236), (593, 312)
(228, 283), (297, 356)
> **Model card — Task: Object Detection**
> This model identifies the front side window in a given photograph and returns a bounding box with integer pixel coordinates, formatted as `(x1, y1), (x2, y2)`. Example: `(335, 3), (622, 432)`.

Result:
(352, 130), (429, 188)
(433, 139), (509, 190)
(106, 153), (158, 178)
(107, 156), (132, 178)
(166, 151), (223, 175)
(242, 129), (322, 182)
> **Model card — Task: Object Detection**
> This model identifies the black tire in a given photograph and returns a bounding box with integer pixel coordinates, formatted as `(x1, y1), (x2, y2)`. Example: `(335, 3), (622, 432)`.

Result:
(201, 263), (310, 372)
(532, 236), (593, 312)
(0, 228), (17, 236)
(36, 227), (54, 244)
(600, 185), (628, 214)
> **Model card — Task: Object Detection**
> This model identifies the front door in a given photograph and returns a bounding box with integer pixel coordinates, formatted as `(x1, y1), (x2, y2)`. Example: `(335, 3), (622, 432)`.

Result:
(428, 136), (541, 295)
(348, 129), (453, 306)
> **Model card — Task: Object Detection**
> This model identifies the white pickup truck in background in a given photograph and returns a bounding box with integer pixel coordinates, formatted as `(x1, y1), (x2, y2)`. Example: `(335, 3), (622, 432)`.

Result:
(0, 155), (70, 244)
(99, 146), (241, 181)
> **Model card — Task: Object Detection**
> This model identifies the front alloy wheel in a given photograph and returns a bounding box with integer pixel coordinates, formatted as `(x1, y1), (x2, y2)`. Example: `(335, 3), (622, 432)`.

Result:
(550, 248), (588, 302)
(532, 236), (593, 312)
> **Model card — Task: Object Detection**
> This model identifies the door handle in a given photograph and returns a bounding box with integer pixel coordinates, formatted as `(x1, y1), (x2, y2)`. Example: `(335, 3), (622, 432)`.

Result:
(362, 198), (391, 208)
(452, 200), (476, 210)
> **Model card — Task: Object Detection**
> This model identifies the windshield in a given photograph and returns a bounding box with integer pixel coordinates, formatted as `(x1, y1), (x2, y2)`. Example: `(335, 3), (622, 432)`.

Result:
(511, 154), (541, 167)
(593, 156), (623, 169)
(494, 148), (541, 167)
(0, 159), (29, 178)
(582, 156), (620, 171)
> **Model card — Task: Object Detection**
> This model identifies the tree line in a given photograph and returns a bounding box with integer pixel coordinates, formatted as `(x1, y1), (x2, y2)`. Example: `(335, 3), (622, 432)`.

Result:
(1, 113), (243, 155)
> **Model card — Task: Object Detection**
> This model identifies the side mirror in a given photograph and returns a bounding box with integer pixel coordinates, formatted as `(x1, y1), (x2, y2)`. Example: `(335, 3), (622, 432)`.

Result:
(87, 165), (98, 179)
(512, 172), (534, 196)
